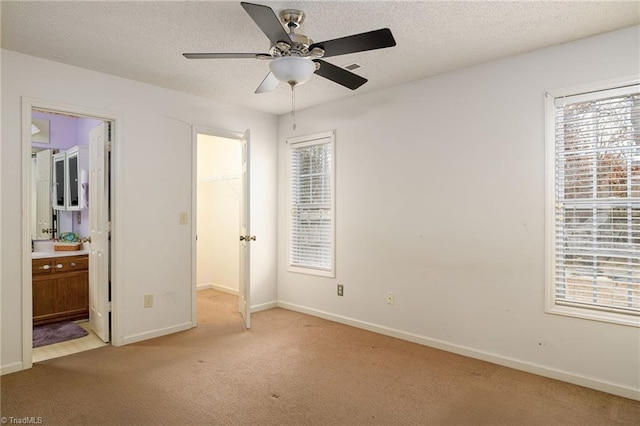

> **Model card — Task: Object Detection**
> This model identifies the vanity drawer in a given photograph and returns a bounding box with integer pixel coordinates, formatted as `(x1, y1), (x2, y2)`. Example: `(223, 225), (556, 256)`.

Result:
(32, 255), (88, 275)
(53, 256), (88, 272)
(32, 258), (54, 275)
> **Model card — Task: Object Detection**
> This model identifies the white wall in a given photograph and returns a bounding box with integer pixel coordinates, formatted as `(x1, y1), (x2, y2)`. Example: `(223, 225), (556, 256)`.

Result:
(1, 49), (278, 373)
(276, 26), (640, 398)
(197, 135), (241, 293)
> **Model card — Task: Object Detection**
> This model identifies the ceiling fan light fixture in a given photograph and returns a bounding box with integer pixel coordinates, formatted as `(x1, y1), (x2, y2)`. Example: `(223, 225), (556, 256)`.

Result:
(269, 56), (316, 87)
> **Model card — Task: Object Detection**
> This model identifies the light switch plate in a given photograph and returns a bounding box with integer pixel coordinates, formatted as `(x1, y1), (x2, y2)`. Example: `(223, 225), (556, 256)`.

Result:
(179, 212), (188, 225)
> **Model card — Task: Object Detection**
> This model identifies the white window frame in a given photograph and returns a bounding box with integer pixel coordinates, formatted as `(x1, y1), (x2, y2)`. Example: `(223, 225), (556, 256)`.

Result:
(286, 130), (336, 278)
(545, 76), (640, 327)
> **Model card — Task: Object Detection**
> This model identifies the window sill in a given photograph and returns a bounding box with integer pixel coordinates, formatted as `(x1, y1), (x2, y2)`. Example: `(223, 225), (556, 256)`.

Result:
(545, 303), (640, 328)
(287, 265), (335, 278)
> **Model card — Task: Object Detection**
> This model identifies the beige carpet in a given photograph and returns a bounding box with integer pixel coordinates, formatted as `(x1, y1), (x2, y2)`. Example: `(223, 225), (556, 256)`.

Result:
(1, 289), (638, 425)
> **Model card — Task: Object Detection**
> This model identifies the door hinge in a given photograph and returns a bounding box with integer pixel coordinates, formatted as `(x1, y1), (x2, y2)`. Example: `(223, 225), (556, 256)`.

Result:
(106, 221), (112, 232)
(105, 141), (113, 152)
(106, 301), (112, 312)
(107, 122), (112, 142)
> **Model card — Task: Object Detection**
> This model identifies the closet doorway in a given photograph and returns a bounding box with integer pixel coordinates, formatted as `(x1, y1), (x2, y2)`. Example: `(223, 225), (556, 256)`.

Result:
(194, 129), (251, 328)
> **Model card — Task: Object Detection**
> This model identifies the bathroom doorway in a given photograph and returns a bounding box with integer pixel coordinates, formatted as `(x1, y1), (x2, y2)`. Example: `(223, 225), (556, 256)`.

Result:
(193, 128), (251, 327)
(22, 98), (117, 367)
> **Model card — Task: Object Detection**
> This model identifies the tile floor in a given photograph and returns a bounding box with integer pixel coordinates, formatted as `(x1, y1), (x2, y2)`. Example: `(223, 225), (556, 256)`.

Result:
(32, 321), (108, 363)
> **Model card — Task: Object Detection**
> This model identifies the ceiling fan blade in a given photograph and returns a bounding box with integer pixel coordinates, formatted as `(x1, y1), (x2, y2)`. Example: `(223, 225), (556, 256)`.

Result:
(313, 59), (367, 90)
(183, 53), (264, 59)
(241, 2), (292, 46)
(255, 72), (280, 94)
(310, 28), (396, 58)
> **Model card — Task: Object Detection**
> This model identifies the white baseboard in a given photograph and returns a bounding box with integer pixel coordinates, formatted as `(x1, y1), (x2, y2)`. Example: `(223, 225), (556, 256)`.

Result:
(277, 301), (640, 401)
(251, 300), (277, 313)
(197, 283), (213, 291)
(1, 361), (24, 376)
(197, 282), (238, 296)
(119, 322), (194, 346)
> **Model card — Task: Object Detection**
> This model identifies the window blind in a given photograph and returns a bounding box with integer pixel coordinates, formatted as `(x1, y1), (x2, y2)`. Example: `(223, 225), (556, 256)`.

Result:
(289, 135), (334, 272)
(553, 85), (640, 316)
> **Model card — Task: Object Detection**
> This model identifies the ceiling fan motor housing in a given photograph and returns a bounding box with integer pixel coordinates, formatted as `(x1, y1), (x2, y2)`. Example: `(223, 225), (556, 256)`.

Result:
(270, 33), (316, 57)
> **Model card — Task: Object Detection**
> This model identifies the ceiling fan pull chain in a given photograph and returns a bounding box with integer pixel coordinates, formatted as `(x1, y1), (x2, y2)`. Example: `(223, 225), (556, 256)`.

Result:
(291, 83), (297, 131)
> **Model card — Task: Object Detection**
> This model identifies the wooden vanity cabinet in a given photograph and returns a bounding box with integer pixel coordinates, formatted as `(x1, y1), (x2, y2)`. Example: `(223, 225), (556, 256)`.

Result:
(32, 254), (89, 326)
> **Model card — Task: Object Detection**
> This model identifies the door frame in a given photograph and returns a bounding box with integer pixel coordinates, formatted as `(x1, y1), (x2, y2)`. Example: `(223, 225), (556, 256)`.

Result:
(21, 97), (122, 369)
(191, 126), (249, 326)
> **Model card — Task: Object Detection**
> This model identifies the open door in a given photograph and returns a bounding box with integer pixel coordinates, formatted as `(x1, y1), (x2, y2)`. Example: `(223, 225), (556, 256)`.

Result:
(238, 131), (251, 328)
(89, 122), (110, 342)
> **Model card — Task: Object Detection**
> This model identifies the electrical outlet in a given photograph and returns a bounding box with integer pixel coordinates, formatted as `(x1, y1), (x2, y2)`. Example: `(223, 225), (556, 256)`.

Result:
(337, 284), (344, 297)
(144, 294), (153, 308)
(386, 292), (394, 305)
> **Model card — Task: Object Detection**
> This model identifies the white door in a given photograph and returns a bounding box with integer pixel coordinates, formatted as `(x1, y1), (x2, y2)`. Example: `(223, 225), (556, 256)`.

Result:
(89, 122), (110, 342)
(35, 149), (52, 239)
(238, 132), (251, 328)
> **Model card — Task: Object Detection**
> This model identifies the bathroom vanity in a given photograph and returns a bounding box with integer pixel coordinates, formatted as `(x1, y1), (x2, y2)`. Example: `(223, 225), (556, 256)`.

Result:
(32, 251), (89, 326)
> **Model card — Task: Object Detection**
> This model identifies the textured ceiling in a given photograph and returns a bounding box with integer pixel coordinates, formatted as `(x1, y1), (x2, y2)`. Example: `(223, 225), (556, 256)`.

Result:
(2, 1), (639, 115)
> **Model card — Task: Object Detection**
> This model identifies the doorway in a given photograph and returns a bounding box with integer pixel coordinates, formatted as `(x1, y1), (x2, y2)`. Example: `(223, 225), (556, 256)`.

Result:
(22, 98), (118, 368)
(193, 128), (251, 328)
(196, 134), (241, 295)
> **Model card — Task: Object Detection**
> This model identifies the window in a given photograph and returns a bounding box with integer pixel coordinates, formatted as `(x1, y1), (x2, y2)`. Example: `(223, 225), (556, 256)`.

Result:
(546, 80), (640, 326)
(287, 131), (335, 277)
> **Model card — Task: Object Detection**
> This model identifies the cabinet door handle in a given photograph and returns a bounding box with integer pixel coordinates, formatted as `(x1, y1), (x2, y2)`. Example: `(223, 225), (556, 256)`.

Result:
(56, 264), (63, 269)
(70, 262), (77, 267)
(39, 265), (50, 270)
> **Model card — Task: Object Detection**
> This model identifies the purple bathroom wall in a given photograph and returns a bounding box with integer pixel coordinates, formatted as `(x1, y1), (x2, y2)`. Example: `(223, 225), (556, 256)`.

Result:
(77, 117), (103, 146)
(32, 111), (78, 150)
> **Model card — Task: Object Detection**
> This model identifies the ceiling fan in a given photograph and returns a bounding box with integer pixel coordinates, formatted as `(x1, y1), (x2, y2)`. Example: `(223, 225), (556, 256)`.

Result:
(183, 2), (397, 94)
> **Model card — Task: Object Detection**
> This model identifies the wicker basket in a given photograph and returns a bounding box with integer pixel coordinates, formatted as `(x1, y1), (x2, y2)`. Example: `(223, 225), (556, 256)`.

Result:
(53, 242), (82, 251)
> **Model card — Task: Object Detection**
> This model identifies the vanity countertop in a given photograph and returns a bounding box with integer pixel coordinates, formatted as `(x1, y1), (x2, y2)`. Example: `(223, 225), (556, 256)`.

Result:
(32, 249), (90, 259)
